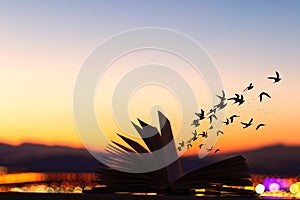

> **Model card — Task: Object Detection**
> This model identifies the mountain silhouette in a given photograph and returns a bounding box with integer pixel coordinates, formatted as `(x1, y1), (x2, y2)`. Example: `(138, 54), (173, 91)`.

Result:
(0, 143), (100, 172)
(0, 143), (299, 175)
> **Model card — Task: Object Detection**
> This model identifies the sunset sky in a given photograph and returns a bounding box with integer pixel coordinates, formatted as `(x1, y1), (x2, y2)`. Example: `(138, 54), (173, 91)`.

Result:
(0, 0), (299, 155)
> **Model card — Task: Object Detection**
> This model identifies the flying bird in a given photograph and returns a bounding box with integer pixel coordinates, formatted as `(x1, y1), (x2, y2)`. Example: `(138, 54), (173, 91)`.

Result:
(229, 115), (240, 123)
(179, 141), (185, 147)
(214, 149), (220, 153)
(223, 118), (230, 125)
(195, 109), (205, 120)
(216, 90), (226, 102)
(208, 107), (217, 115)
(256, 123), (265, 130)
(191, 119), (200, 127)
(241, 118), (253, 128)
(259, 92), (271, 102)
(192, 130), (197, 137)
(199, 144), (204, 149)
(199, 131), (208, 138)
(190, 135), (198, 141)
(208, 114), (218, 124)
(187, 143), (192, 149)
(243, 83), (254, 92)
(268, 71), (281, 83)
(214, 101), (227, 110)
(217, 130), (224, 136)
(206, 146), (213, 152)
(228, 94), (245, 105)
(187, 138), (193, 143)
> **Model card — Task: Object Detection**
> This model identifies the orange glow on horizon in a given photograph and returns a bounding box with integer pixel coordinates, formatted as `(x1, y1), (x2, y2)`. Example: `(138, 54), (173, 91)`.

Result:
(0, 173), (46, 185)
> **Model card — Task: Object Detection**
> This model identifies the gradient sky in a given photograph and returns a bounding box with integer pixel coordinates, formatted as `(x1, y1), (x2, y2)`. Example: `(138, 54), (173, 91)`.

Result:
(0, 0), (299, 154)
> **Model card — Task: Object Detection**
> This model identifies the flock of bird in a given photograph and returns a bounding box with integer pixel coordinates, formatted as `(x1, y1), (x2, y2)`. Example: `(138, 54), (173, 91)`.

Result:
(177, 71), (282, 154)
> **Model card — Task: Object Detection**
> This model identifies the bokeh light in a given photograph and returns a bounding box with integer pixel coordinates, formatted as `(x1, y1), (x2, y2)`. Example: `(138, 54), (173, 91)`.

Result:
(290, 183), (299, 194)
(255, 183), (265, 194)
(269, 183), (280, 192)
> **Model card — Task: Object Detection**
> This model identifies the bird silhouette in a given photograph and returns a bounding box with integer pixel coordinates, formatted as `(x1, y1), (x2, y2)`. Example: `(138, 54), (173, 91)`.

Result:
(206, 146), (213, 152)
(217, 130), (224, 136)
(191, 119), (200, 127)
(259, 92), (271, 102)
(256, 123), (265, 130)
(243, 83), (254, 92)
(187, 138), (193, 143)
(192, 130), (197, 137)
(216, 90), (226, 102)
(229, 115), (240, 123)
(190, 135), (198, 141)
(208, 114), (218, 124)
(208, 107), (217, 115)
(177, 146), (182, 151)
(187, 143), (192, 149)
(179, 141), (185, 147)
(241, 118), (253, 128)
(223, 118), (230, 125)
(199, 144), (204, 149)
(268, 71), (281, 83)
(199, 131), (208, 138)
(214, 149), (220, 153)
(214, 101), (227, 110)
(209, 125), (214, 130)
(228, 94), (245, 105)
(195, 109), (205, 120)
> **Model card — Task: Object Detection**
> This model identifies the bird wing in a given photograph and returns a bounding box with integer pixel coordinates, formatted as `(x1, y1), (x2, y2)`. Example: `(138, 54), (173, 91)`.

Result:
(256, 124), (265, 130)
(259, 94), (263, 102)
(222, 90), (225, 97)
(276, 71), (280, 78)
(241, 122), (247, 126)
(263, 92), (271, 98)
(249, 118), (253, 123)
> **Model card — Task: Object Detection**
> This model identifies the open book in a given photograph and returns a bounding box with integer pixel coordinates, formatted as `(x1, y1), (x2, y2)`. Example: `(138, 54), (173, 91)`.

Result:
(92, 111), (255, 197)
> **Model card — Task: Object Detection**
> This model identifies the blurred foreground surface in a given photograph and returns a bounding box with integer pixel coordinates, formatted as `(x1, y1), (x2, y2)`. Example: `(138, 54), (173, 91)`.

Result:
(0, 193), (259, 200)
(0, 172), (299, 199)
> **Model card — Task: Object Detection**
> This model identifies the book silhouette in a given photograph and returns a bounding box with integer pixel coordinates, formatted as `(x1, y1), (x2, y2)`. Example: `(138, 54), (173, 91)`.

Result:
(92, 111), (255, 197)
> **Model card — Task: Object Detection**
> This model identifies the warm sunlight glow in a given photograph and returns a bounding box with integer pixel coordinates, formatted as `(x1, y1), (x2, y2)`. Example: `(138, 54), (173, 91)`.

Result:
(0, 173), (46, 184)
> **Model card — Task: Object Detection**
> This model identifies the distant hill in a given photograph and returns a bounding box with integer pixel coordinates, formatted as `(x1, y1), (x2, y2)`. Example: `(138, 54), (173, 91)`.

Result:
(0, 143), (100, 172)
(0, 143), (299, 175)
